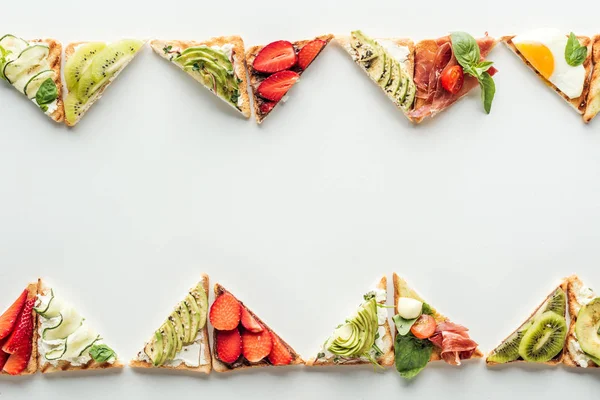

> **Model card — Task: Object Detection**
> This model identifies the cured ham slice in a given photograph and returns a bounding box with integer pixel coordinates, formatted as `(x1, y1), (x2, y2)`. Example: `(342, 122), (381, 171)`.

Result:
(429, 321), (479, 365)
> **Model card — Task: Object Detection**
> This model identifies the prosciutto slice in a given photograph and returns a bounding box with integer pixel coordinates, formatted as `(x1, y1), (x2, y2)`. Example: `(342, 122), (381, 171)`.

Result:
(429, 321), (478, 366)
(409, 36), (496, 122)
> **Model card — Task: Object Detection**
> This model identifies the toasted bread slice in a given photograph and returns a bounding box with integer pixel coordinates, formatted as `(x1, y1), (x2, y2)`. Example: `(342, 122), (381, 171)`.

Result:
(562, 275), (599, 368)
(305, 276), (394, 367)
(0, 35), (64, 123)
(64, 40), (144, 127)
(502, 34), (593, 115)
(211, 283), (303, 372)
(246, 34), (333, 123)
(149, 36), (251, 118)
(486, 278), (568, 366)
(130, 274), (211, 374)
(0, 280), (40, 376)
(584, 35), (600, 122)
(393, 273), (483, 364)
(336, 33), (415, 122)
(36, 280), (123, 373)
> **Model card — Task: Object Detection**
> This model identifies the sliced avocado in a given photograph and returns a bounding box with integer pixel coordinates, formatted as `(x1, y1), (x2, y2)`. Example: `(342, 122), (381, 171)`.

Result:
(177, 47), (232, 72)
(327, 298), (378, 358)
(145, 330), (164, 366)
(177, 302), (193, 344)
(575, 298), (600, 360)
(396, 73), (409, 105)
(185, 294), (201, 339)
(160, 321), (176, 362)
(190, 283), (208, 331)
(169, 311), (185, 353)
(401, 79), (416, 111)
(378, 54), (392, 88)
(385, 61), (402, 97)
(350, 30), (385, 82)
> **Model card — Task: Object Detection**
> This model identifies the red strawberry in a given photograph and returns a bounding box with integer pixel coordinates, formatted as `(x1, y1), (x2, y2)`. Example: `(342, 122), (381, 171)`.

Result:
(209, 292), (241, 331)
(242, 329), (272, 363)
(241, 307), (263, 333)
(257, 71), (300, 102)
(2, 298), (35, 354)
(0, 339), (8, 371)
(297, 39), (326, 70)
(216, 328), (242, 364)
(253, 41), (297, 74)
(259, 101), (277, 115)
(2, 342), (31, 376)
(0, 289), (28, 340)
(268, 333), (293, 366)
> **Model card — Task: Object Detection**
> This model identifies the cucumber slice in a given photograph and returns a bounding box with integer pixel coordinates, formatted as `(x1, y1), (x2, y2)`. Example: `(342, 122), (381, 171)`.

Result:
(34, 289), (54, 315)
(79, 336), (102, 357)
(63, 325), (99, 358)
(0, 34), (28, 56)
(43, 308), (83, 340)
(45, 340), (67, 360)
(42, 314), (64, 339)
(35, 290), (64, 319)
(24, 69), (55, 98)
(3, 45), (49, 84)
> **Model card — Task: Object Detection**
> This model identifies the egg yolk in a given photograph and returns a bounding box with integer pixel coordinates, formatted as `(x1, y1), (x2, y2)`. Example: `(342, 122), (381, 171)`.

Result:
(515, 42), (555, 80)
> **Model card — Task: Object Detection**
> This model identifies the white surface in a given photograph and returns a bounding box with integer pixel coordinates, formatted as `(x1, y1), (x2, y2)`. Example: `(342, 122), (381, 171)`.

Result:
(1, 0), (600, 398)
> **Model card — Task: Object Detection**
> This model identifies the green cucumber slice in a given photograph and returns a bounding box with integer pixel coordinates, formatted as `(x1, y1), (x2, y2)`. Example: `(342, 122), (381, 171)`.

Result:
(79, 336), (102, 357)
(36, 290), (64, 319)
(63, 325), (99, 358)
(43, 308), (83, 340)
(3, 45), (49, 84)
(34, 289), (54, 315)
(0, 34), (28, 56)
(45, 340), (67, 360)
(24, 69), (55, 98)
(42, 314), (64, 339)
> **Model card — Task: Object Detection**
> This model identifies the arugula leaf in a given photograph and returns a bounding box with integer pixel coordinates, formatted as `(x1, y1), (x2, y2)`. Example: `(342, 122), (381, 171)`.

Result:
(479, 72), (496, 114)
(163, 45), (172, 54)
(35, 78), (57, 106)
(565, 32), (587, 67)
(89, 344), (116, 363)
(394, 333), (433, 379)
(421, 302), (434, 315)
(393, 314), (419, 336)
(450, 32), (481, 68)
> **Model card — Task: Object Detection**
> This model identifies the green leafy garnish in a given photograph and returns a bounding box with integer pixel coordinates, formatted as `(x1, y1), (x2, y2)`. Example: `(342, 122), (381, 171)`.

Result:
(89, 344), (116, 363)
(35, 78), (57, 107)
(421, 302), (434, 315)
(393, 314), (419, 336)
(394, 333), (433, 379)
(565, 32), (587, 67)
(450, 32), (496, 114)
(163, 45), (172, 54)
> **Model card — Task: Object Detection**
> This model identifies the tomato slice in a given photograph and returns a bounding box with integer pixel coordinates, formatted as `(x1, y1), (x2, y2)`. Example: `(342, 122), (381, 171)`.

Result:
(410, 314), (436, 339)
(488, 66), (498, 77)
(440, 65), (464, 94)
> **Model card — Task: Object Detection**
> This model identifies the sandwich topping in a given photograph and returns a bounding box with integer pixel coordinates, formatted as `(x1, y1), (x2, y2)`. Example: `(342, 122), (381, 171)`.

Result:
(0, 288), (36, 375)
(570, 282), (600, 367)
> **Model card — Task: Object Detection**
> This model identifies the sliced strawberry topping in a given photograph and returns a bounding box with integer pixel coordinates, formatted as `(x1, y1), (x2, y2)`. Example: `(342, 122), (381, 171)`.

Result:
(253, 41), (297, 74)
(2, 297), (35, 354)
(297, 39), (326, 70)
(257, 71), (300, 102)
(216, 328), (242, 364)
(259, 101), (277, 115)
(0, 339), (9, 371)
(268, 333), (293, 366)
(0, 289), (28, 340)
(241, 307), (263, 333)
(2, 342), (31, 376)
(242, 329), (272, 363)
(209, 292), (241, 331)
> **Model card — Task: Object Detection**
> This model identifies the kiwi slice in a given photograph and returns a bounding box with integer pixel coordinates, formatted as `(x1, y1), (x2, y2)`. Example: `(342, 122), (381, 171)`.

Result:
(76, 67), (107, 102)
(542, 288), (566, 316)
(487, 330), (525, 364)
(64, 42), (106, 91)
(518, 311), (566, 362)
(64, 92), (86, 126)
(91, 39), (143, 82)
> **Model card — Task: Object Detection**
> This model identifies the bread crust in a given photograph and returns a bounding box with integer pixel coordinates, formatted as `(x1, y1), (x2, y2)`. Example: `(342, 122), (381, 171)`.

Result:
(485, 278), (568, 366)
(36, 280), (123, 374)
(129, 274), (212, 374)
(149, 37), (251, 119)
(502, 34), (593, 115)
(393, 273), (484, 363)
(584, 35), (600, 122)
(211, 283), (304, 372)
(246, 34), (334, 124)
(29, 39), (64, 123)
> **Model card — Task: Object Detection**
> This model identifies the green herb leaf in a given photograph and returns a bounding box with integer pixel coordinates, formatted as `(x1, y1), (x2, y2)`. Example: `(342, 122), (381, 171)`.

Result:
(89, 344), (116, 363)
(316, 352), (325, 359)
(421, 303), (434, 316)
(450, 32), (481, 68)
(40, 104), (48, 112)
(479, 71), (496, 114)
(394, 333), (433, 379)
(35, 78), (57, 106)
(163, 45), (172, 54)
(565, 32), (587, 67)
(393, 314), (419, 336)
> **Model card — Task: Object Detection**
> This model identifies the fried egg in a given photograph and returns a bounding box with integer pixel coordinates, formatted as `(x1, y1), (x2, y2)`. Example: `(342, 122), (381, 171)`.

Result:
(512, 28), (586, 99)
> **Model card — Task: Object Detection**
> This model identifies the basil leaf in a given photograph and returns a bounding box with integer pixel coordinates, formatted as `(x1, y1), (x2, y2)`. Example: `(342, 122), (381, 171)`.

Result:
(565, 32), (587, 67)
(393, 314), (418, 336)
(89, 344), (116, 363)
(479, 72), (496, 114)
(421, 302), (434, 316)
(450, 32), (480, 68)
(394, 333), (433, 379)
(35, 78), (57, 106)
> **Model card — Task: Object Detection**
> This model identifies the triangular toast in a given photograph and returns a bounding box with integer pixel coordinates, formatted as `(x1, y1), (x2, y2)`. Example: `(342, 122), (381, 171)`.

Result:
(393, 273), (482, 377)
(584, 35), (600, 123)
(150, 36), (251, 118)
(563, 275), (600, 368)
(35, 280), (123, 373)
(0, 34), (64, 122)
(63, 39), (144, 126)
(130, 274), (212, 373)
(246, 34), (333, 123)
(502, 33), (593, 115)
(211, 283), (303, 372)
(306, 276), (394, 367)
(486, 278), (568, 366)
(0, 281), (40, 376)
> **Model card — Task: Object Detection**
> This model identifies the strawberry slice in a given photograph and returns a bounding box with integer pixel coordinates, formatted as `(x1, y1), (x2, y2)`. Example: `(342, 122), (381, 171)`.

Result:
(257, 71), (300, 102)
(297, 39), (326, 70)
(241, 308), (263, 333)
(242, 329), (272, 363)
(2, 297), (35, 354)
(253, 41), (297, 74)
(209, 292), (241, 331)
(2, 342), (31, 376)
(216, 328), (242, 364)
(259, 101), (277, 115)
(268, 333), (293, 366)
(0, 289), (28, 340)
(0, 339), (8, 371)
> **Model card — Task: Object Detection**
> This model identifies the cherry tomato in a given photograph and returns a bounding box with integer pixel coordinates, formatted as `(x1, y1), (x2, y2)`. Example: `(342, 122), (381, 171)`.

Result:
(440, 65), (464, 94)
(410, 314), (437, 339)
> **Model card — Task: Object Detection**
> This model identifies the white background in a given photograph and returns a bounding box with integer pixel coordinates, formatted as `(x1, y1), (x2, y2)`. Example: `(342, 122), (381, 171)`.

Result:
(1, 0), (600, 398)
